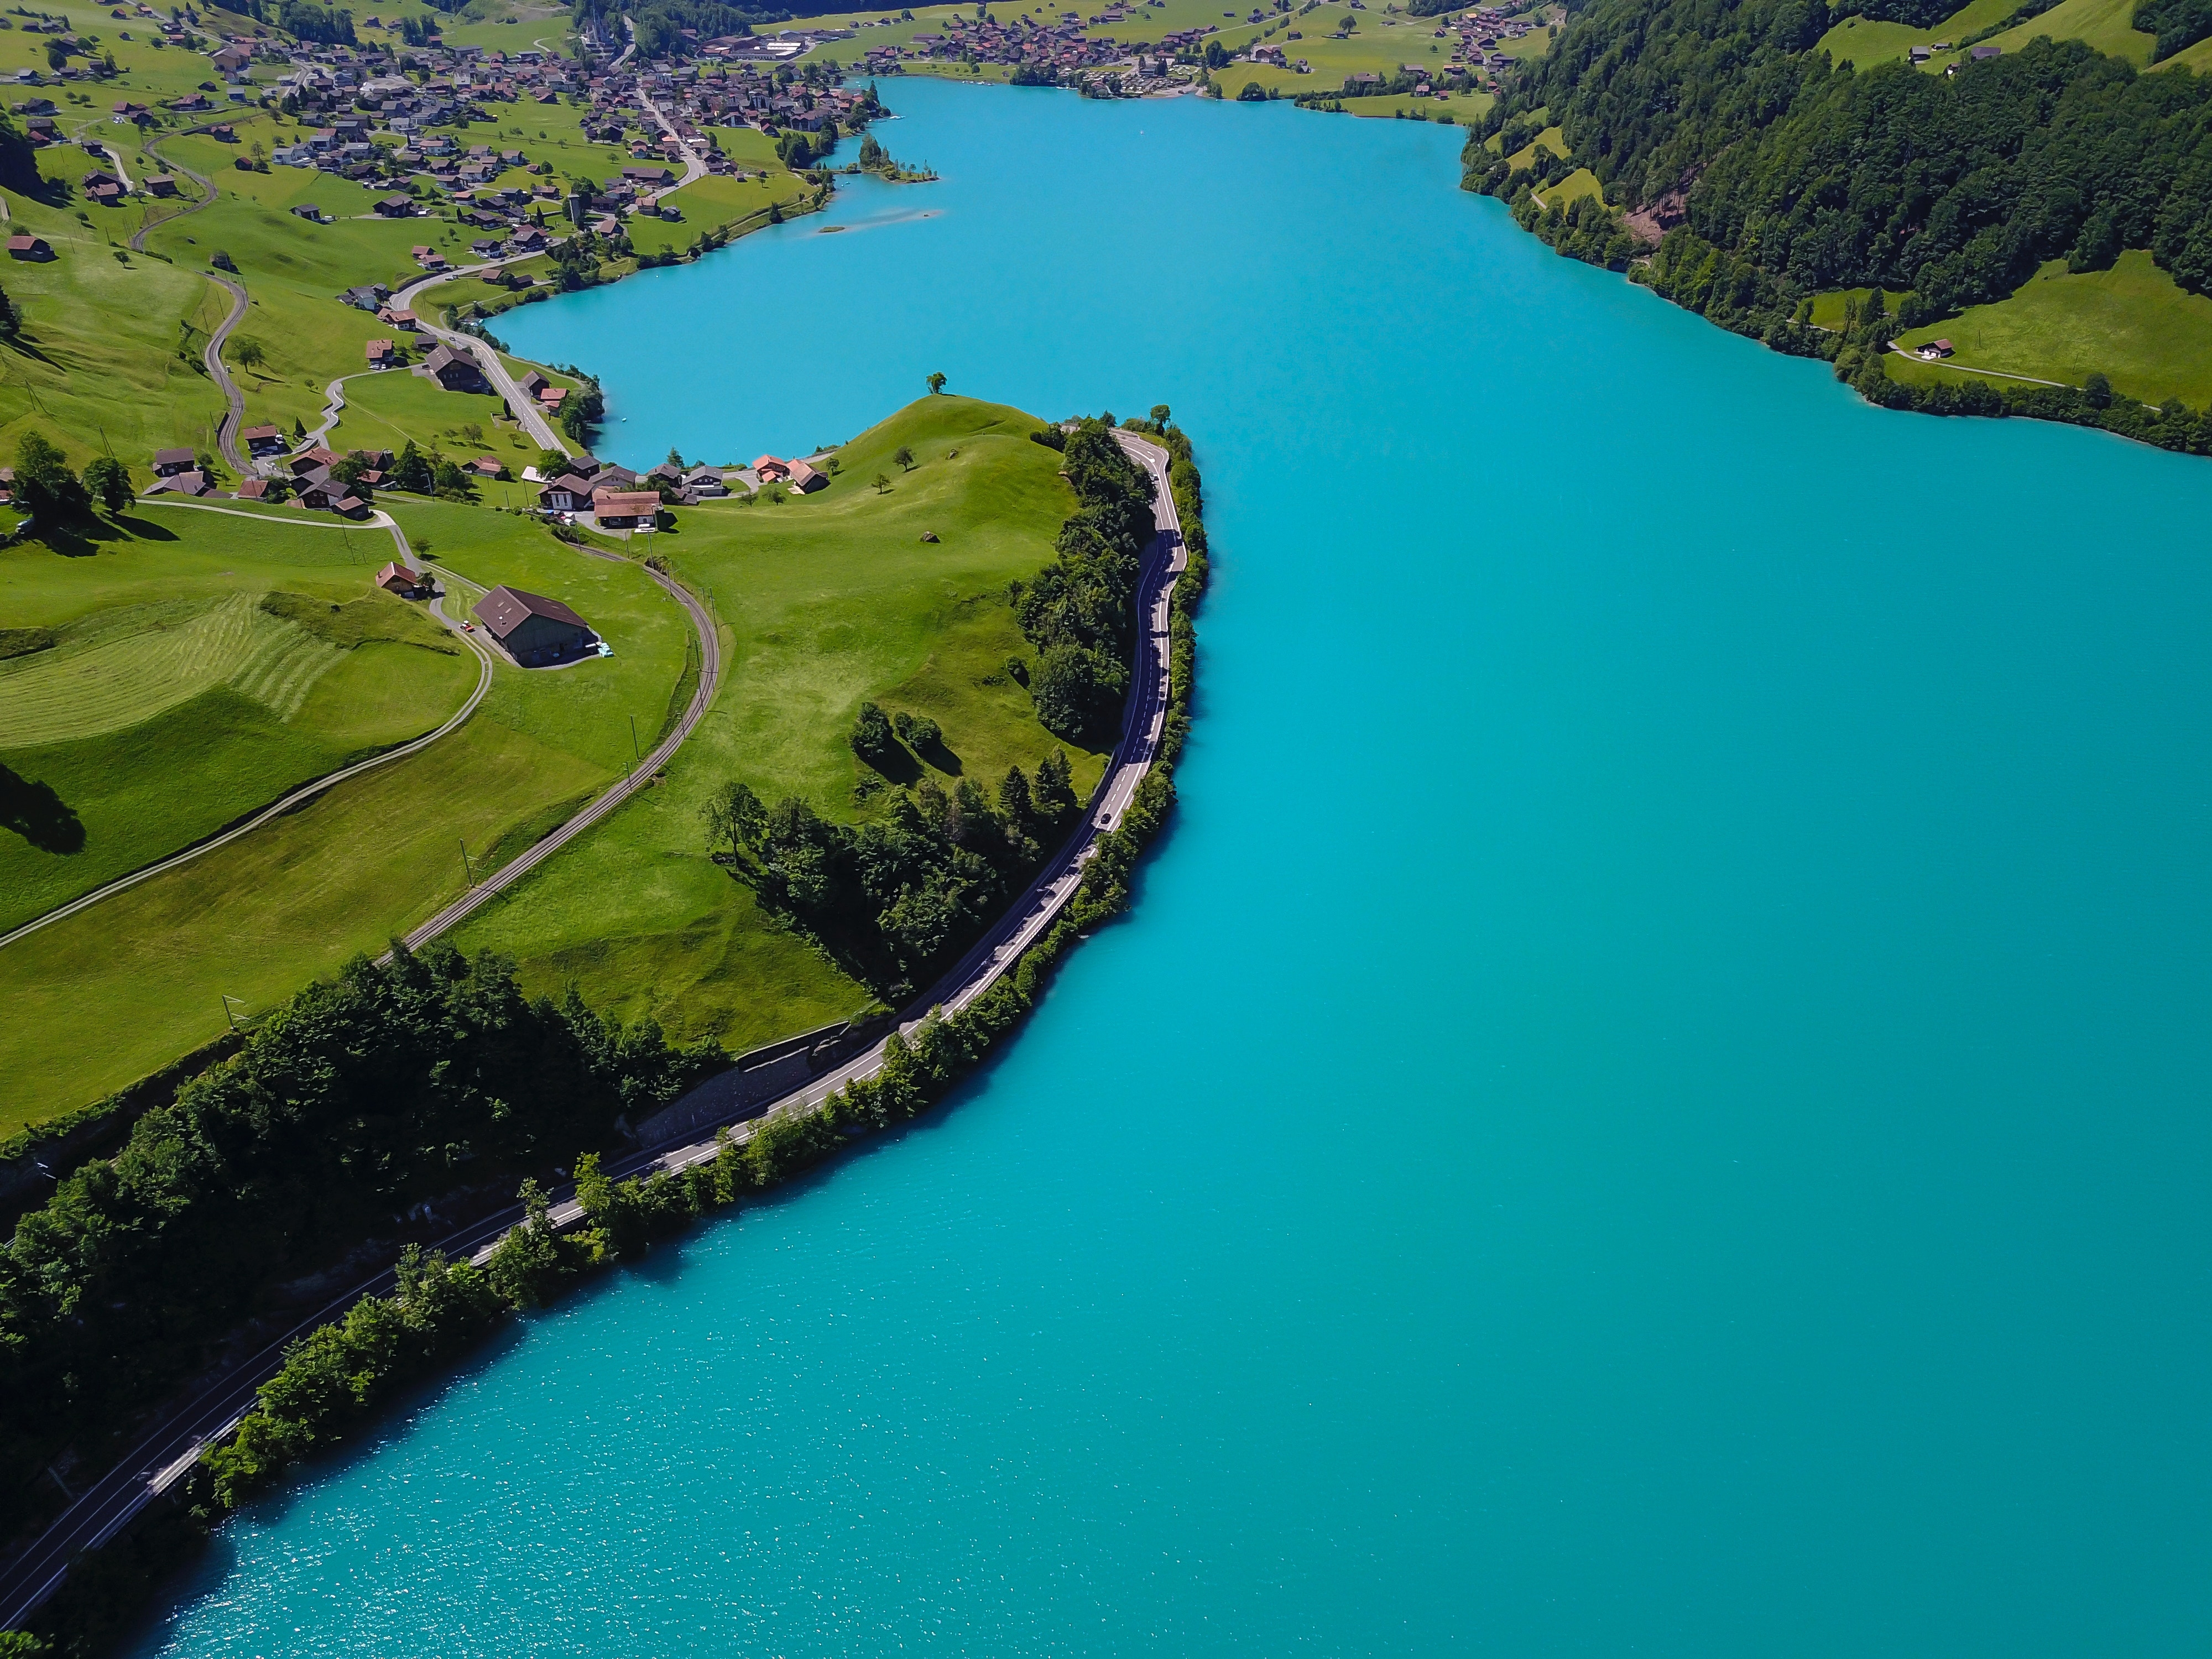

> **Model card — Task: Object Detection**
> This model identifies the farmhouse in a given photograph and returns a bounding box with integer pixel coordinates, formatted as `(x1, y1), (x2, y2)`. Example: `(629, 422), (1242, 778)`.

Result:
(6, 234), (52, 260)
(785, 459), (826, 493)
(591, 487), (662, 528)
(472, 584), (594, 665)
(152, 447), (196, 477)
(377, 560), (428, 596)
(421, 342), (487, 392)
(241, 423), (284, 457)
(752, 453), (792, 482)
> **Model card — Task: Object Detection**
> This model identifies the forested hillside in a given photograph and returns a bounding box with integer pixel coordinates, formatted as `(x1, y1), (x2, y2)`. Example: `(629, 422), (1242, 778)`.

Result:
(1466, 0), (2212, 450)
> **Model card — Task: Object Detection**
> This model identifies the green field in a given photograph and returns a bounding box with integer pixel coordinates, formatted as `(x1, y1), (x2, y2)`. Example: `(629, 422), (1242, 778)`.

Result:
(0, 499), (695, 1132)
(1887, 252), (2212, 405)
(1818, 0), (2159, 69)
(0, 508), (480, 932)
(449, 395), (1111, 1048)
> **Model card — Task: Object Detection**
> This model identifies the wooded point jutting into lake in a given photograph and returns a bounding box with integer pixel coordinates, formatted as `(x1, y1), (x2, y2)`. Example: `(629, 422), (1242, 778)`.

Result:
(2, 7), (2211, 1657)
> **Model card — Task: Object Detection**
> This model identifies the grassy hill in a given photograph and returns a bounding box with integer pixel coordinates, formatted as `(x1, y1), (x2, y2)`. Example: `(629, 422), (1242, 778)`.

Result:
(1887, 252), (2212, 406)
(0, 498), (696, 1134)
(0, 508), (479, 932)
(450, 395), (1109, 1049)
(1817, 0), (2160, 69)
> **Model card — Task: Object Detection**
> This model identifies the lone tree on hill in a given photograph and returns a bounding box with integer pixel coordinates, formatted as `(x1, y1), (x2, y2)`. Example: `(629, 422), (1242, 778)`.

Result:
(926, 371), (946, 394)
(891, 444), (914, 471)
(230, 335), (266, 375)
(83, 455), (133, 516)
(872, 471), (891, 494)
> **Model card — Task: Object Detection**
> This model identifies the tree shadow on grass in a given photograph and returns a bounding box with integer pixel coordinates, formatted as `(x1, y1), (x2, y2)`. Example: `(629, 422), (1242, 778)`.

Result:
(914, 734), (962, 776)
(859, 742), (922, 786)
(0, 763), (85, 854)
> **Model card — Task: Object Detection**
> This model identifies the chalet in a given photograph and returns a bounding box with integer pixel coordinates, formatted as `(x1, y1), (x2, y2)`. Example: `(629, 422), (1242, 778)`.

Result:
(366, 337), (395, 367)
(470, 456), (505, 478)
(413, 247), (447, 270)
(290, 446), (342, 477)
(538, 385), (567, 410)
(290, 202), (325, 221)
(421, 342), (486, 391)
(372, 192), (415, 217)
(1970, 42), (2001, 56)
(146, 469), (213, 496)
(591, 487), (662, 528)
(519, 369), (550, 397)
(622, 163), (674, 185)
(152, 446), (196, 477)
(752, 453), (792, 483)
(5, 234), (52, 260)
(233, 478), (270, 501)
(682, 465), (728, 498)
(241, 423), (284, 457)
(785, 459), (826, 493)
(537, 472), (596, 511)
(376, 559), (428, 596)
(298, 477), (366, 514)
(1919, 338), (1955, 359)
(472, 583), (594, 664)
(144, 174), (178, 197)
(377, 307), (420, 331)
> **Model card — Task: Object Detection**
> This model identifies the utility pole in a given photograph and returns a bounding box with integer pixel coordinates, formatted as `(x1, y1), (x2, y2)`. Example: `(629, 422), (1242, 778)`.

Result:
(220, 993), (242, 1031)
(460, 839), (476, 885)
(629, 713), (640, 769)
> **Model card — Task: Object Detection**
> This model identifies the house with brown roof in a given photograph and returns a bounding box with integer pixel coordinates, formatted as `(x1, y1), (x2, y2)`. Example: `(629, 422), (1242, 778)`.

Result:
(366, 338), (396, 367)
(241, 423), (284, 457)
(537, 472), (596, 512)
(785, 458), (826, 493)
(421, 342), (486, 392)
(152, 446), (196, 477)
(472, 583), (594, 664)
(591, 487), (662, 529)
(377, 560), (427, 596)
(145, 469), (214, 497)
(752, 453), (792, 483)
(6, 234), (51, 260)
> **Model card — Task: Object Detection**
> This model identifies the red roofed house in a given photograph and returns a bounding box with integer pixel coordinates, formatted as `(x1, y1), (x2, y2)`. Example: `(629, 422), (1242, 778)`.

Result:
(377, 560), (428, 596)
(752, 453), (791, 483)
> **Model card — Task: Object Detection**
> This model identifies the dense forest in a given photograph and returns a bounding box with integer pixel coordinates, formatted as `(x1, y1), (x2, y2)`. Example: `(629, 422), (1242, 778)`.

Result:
(0, 946), (715, 1541)
(1464, 0), (2212, 446)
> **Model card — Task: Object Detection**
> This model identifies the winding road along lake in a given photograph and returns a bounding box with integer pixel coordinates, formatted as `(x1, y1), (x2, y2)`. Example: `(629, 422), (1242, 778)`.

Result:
(133, 81), (2212, 1656)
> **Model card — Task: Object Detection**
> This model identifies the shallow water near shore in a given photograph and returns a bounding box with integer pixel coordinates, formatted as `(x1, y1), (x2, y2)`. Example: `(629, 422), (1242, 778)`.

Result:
(130, 80), (2212, 1656)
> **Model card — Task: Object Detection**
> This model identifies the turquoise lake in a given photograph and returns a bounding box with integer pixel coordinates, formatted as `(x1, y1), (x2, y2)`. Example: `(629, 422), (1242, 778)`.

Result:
(133, 80), (2212, 1655)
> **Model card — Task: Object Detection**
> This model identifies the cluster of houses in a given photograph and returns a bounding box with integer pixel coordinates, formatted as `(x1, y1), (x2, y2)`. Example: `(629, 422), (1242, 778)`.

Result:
(878, 11), (1129, 77)
(533, 452), (737, 526)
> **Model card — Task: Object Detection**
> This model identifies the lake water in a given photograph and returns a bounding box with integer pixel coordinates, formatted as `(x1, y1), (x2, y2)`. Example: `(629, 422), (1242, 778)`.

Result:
(130, 80), (2212, 1656)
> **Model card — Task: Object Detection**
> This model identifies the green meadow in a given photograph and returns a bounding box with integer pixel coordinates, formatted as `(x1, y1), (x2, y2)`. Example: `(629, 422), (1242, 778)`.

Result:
(1815, 0), (2162, 69)
(1863, 254), (2212, 406)
(0, 499), (693, 1133)
(0, 507), (478, 932)
(450, 395), (1110, 1051)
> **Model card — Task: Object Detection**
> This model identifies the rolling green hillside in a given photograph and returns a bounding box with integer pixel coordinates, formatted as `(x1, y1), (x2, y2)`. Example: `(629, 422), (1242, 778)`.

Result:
(452, 396), (1110, 1048)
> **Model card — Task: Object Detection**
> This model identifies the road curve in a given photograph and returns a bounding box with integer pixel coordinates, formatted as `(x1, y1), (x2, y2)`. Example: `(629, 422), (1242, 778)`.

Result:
(390, 259), (571, 454)
(387, 540), (722, 954)
(130, 143), (249, 474)
(0, 505), (495, 954)
(0, 432), (1183, 1632)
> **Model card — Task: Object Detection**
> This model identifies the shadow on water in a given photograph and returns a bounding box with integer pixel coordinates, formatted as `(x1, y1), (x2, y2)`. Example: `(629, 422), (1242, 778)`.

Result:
(0, 762), (85, 853)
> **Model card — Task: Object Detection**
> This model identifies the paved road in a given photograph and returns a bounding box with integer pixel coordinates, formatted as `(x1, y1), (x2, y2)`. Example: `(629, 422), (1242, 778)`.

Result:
(128, 142), (248, 474)
(637, 87), (709, 188)
(0, 504), (495, 954)
(0, 431), (1184, 1631)
(390, 257), (572, 454)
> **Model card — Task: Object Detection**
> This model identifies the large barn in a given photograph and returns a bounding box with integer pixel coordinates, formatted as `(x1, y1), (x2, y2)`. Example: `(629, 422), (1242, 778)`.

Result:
(473, 585), (595, 665)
